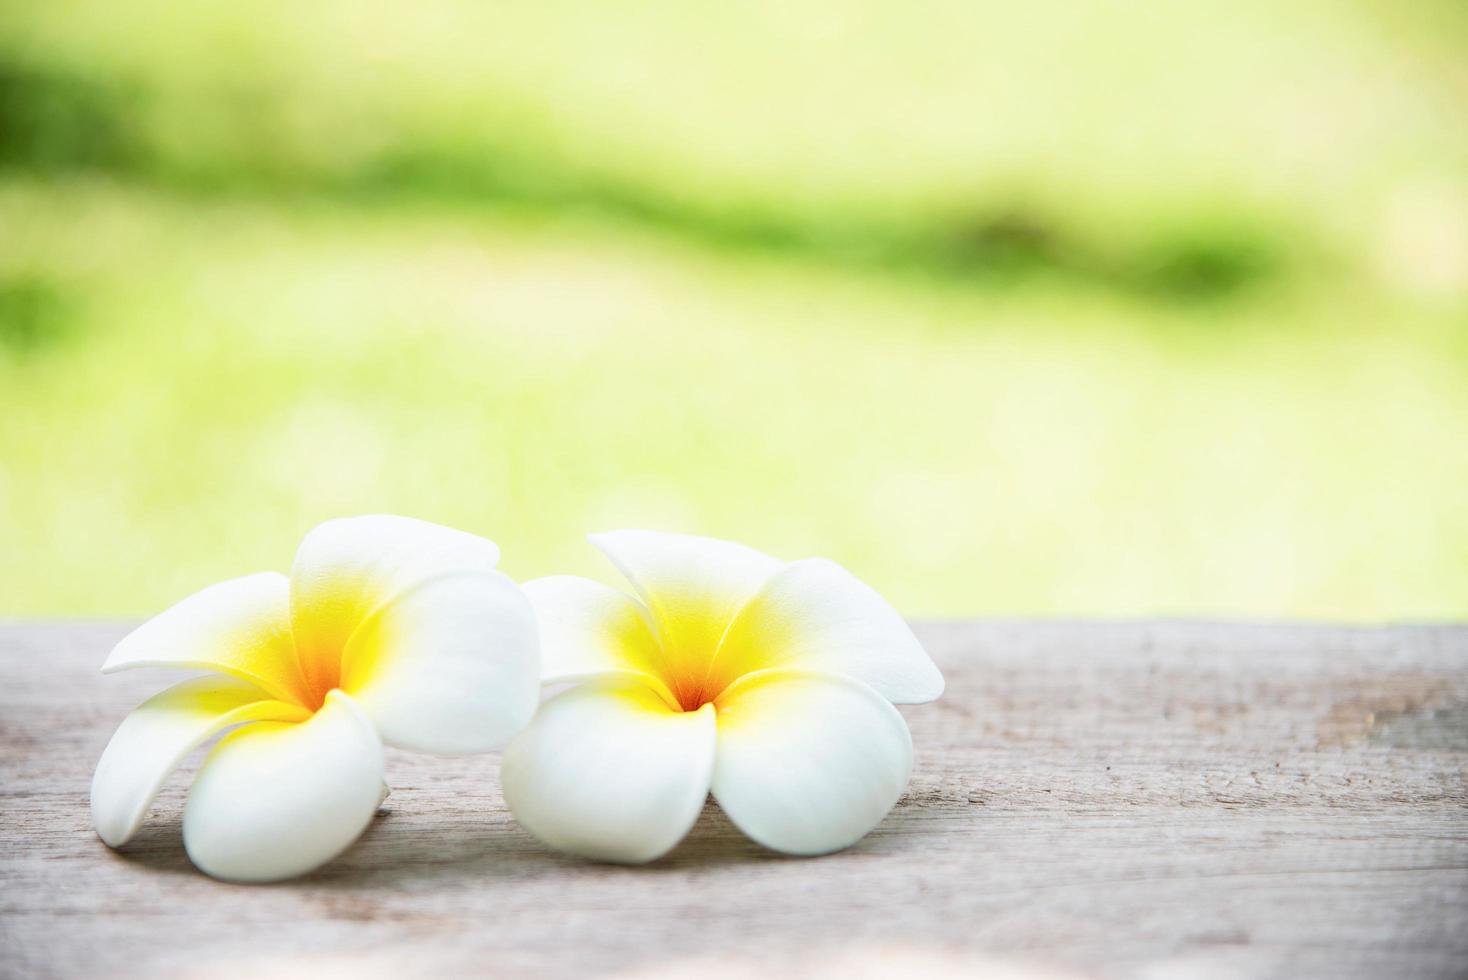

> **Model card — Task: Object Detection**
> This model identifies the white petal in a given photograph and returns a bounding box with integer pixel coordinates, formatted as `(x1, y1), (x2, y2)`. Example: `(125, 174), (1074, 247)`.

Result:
(91, 676), (310, 848)
(340, 569), (541, 754)
(182, 690), (384, 883)
(590, 530), (781, 707)
(711, 670), (913, 856)
(102, 572), (310, 706)
(289, 514), (502, 698)
(521, 575), (675, 699)
(501, 677), (716, 863)
(714, 558), (943, 704)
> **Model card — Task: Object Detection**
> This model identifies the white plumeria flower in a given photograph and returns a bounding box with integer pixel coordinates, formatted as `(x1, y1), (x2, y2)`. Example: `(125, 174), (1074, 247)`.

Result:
(502, 530), (943, 863)
(91, 515), (540, 883)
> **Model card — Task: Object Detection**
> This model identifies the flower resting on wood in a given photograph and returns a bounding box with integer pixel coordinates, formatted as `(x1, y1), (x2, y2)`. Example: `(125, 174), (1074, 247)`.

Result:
(91, 515), (540, 882)
(502, 530), (943, 863)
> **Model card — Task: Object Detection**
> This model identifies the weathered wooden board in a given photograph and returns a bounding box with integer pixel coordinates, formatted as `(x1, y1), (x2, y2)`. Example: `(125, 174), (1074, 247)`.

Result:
(1, 621), (1465, 979)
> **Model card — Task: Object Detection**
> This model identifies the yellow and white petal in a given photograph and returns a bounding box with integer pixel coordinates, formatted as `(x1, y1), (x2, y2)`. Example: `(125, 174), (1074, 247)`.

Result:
(590, 530), (781, 708)
(340, 569), (540, 754)
(711, 669), (913, 856)
(712, 559), (944, 704)
(501, 677), (717, 863)
(289, 514), (503, 700)
(182, 690), (384, 883)
(91, 676), (311, 848)
(521, 575), (675, 700)
(102, 572), (310, 707)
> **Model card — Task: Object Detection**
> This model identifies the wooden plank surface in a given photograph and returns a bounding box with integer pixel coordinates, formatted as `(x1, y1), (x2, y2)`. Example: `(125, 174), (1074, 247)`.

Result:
(1, 621), (1465, 979)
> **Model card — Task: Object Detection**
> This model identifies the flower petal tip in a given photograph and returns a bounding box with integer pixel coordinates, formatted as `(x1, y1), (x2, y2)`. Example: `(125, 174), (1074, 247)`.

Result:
(182, 691), (385, 884)
(501, 681), (717, 864)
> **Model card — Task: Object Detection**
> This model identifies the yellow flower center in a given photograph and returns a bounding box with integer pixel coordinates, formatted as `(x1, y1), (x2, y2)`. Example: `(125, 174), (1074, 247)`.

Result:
(640, 620), (775, 713)
(294, 640), (342, 712)
(588, 567), (790, 715)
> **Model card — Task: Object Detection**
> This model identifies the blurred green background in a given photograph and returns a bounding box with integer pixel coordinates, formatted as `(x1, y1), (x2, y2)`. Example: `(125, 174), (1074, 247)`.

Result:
(2, 0), (1466, 619)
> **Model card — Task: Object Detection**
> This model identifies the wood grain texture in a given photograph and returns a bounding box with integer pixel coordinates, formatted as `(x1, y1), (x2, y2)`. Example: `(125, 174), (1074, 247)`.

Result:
(1, 621), (1465, 979)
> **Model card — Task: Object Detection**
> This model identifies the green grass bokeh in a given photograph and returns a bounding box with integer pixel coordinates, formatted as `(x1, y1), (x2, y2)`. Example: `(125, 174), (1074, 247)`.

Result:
(2, 0), (1465, 618)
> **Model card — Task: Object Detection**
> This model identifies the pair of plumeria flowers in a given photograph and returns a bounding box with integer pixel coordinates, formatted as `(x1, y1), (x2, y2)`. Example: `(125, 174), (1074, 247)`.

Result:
(92, 515), (943, 882)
